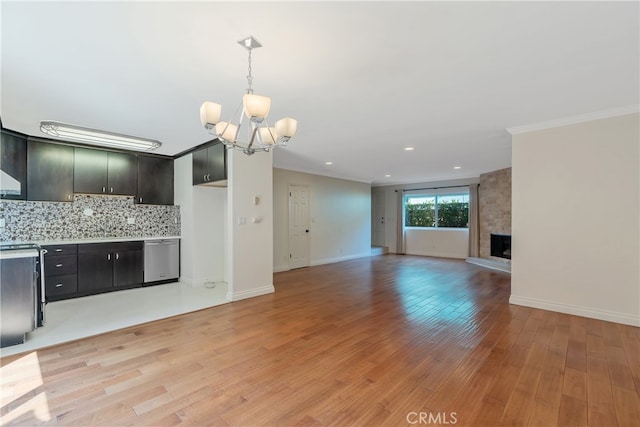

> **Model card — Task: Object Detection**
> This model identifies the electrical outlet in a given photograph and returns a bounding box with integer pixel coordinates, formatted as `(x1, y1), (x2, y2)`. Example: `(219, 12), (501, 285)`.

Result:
(0, 218), (5, 228)
(127, 217), (135, 225)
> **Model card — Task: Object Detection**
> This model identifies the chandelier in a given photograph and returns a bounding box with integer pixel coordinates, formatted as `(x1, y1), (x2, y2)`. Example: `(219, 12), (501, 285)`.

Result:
(199, 36), (298, 155)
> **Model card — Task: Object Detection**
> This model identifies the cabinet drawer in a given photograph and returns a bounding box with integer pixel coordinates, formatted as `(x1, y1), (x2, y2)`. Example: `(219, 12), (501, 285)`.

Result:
(45, 274), (77, 297)
(43, 244), (78, 257)
(44, 254), (77, 276)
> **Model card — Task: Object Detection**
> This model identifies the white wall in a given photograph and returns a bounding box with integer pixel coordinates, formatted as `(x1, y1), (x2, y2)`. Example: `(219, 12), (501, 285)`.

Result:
(273, 168), (371, 271)
(405, 228), (469, 259)
(226, 149), (274, 300)
(511, 112), (639, 326)
(174, 154), (226, 287)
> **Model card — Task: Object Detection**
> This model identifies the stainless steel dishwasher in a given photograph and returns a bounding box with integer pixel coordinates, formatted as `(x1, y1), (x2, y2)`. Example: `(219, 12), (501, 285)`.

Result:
(143, 239), (179, 284)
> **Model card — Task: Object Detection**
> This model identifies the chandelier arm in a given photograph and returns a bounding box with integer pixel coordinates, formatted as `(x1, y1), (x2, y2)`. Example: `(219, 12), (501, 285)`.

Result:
(247, 126), (259, 152)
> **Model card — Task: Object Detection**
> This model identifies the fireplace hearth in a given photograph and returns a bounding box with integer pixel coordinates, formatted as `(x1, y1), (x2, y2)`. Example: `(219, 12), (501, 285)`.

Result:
(490, 234), (511, 260)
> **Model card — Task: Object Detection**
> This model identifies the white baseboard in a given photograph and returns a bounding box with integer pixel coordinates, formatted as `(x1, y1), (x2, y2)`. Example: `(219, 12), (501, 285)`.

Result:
(274, 252), (382, 273)
(179, 277), (194, 287)
(179, 276), (223, 288)
(310, 252), (372, 267)
(406, 250), (467, 260)
(466, 257), (511, 273)
(227, 285), (275, 302)
(509, 295), (640, 327)
(273, 264), (289, 273)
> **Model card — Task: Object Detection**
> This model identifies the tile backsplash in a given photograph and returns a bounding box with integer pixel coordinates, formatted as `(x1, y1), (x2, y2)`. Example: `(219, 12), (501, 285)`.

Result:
(0, 194), (180, 242)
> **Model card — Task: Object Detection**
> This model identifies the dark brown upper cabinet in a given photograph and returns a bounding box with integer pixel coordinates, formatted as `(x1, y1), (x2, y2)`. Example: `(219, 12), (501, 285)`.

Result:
(1, 129), (27, 200)
(74, 148), (137, 195)
(137, 155), (174, 205)
(27, 140), (74, 202)
(192, 141), (227, 186)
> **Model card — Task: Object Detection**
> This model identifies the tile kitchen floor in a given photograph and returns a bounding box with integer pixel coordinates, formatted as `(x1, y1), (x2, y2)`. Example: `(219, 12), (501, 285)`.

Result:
(0, 281), (229, 358)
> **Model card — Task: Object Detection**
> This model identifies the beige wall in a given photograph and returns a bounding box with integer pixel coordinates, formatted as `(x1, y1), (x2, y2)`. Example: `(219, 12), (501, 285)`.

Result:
(226, 149), (275, 300)
(174, 154), (226, 287)
(511, 112), (639, 326)
(273, 168), (371, 271)
(405, 228), (469, 259)
(479, 167), (512, 262)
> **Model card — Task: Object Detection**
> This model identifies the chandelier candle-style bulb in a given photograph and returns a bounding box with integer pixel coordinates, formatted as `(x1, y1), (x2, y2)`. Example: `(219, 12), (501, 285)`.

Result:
(258, 127), (278, 145)
(215, 122), (238, 143)
(200, 102), (221, 128)
(275, 117), (298, 142)
(243, 94), (271, 123)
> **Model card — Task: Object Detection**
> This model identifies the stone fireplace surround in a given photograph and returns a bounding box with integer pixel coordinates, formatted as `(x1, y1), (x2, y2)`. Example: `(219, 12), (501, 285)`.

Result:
(468, 167), (512, 272)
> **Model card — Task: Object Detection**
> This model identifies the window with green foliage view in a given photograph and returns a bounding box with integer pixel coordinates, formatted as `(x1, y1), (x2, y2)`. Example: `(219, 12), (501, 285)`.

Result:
(405, 194), (469, 228)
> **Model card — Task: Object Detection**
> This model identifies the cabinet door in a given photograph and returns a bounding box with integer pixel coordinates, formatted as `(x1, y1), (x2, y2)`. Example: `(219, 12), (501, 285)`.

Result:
(137, 156), (173, 205)
(192, 147), (209, 185)
(108, 152), (137, 195)
(113, 248), (143, 288)
(74, 147), (108, 194)
(78, 249), (113, 292)
(1, 130), (27, 200)
(27, 141), (74, 202)
(210, 143), (227, 182)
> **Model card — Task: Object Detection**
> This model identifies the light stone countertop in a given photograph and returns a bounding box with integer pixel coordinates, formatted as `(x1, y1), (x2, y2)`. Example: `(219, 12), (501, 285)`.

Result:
(2, 236), (181, 246)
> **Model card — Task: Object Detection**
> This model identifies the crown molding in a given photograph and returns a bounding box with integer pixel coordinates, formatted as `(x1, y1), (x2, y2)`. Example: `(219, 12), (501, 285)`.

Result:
(506, 105), (640, 135)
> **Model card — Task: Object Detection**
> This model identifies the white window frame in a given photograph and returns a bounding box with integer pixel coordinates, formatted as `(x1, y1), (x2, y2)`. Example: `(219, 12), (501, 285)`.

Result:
(404, 190), (469, 230)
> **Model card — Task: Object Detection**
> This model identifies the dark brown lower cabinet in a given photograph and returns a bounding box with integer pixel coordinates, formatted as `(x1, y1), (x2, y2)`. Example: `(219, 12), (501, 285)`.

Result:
(42, 244), (78, 302)
(78, 242), (143, 294)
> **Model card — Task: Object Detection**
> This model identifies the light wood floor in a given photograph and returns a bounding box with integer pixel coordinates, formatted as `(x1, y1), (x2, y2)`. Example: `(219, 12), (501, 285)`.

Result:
(1, 255), (639, 426)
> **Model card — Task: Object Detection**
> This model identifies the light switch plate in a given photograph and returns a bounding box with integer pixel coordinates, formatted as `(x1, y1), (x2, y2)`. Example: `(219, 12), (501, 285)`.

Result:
(0, 218), (5, 228)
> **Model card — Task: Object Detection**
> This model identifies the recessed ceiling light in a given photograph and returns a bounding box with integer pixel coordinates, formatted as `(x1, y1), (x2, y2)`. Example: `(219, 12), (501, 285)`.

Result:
(453, 166), (462, 170)
(385, 174), (391, 177)
(325, 161), (333, 165)
(404, 147), (414, 151)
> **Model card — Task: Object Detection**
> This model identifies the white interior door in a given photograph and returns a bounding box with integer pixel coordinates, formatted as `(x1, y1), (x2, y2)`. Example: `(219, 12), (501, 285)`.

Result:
(373, 191), (386, 246)
(289, 184), (310, 269)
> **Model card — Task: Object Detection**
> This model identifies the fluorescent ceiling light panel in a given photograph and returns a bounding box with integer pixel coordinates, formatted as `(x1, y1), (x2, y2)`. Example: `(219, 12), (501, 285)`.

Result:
(40, 121), (161, 151)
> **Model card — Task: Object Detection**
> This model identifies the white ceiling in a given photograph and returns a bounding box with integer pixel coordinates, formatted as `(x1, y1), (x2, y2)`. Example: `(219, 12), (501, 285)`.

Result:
(2, 1), (638, 185)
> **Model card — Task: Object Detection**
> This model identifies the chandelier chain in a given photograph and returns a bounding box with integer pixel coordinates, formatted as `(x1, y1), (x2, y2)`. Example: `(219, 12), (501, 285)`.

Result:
(246, 48), (253, 94)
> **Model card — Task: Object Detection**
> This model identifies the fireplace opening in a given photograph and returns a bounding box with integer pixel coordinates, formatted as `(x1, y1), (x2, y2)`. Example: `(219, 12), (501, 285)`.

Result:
(490, 234), (511, 260)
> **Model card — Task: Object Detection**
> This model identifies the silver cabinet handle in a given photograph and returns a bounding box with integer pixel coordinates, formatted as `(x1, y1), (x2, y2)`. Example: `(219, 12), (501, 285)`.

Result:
(139, 197), (143, 203)
(115, 253), (119, 260)
(110, 187), (113, 193)
(56, 264), (63, 267)
(55, 248), (63, 252)
(102, 187), (106, 193)
(108, 253), (111, 260)
(56, 283), (63, 288)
